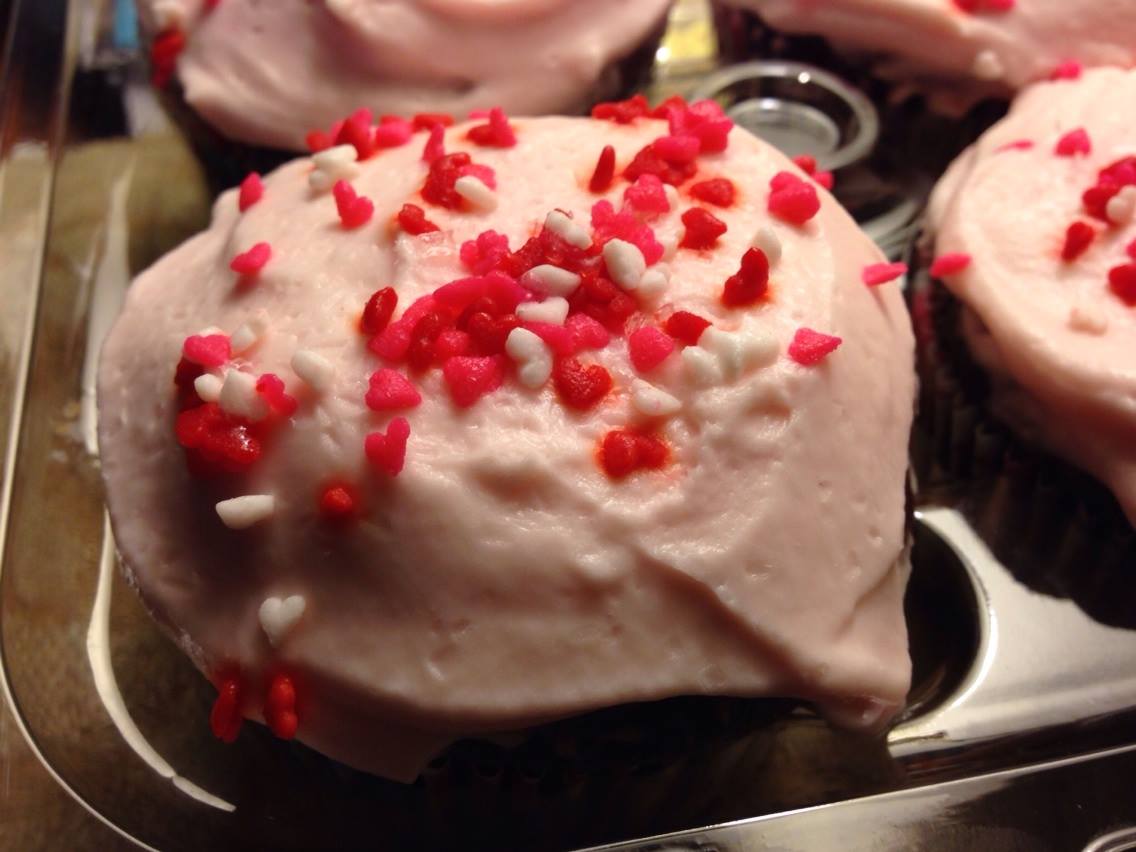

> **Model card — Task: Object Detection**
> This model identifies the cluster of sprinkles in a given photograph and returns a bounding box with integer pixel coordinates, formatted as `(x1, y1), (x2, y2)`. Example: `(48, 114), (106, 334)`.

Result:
(168, 95), (885, 745)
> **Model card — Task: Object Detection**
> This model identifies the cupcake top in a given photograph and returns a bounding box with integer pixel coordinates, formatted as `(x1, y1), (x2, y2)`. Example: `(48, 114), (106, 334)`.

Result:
(725, 0), (1136, 95)
(138, 0), (672, 149)
(98, 101), (915, 781)
(928, 66), (1136, 524)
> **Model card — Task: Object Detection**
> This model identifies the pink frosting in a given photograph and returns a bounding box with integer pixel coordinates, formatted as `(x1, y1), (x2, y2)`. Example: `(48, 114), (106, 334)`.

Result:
(725, 0), (1136, 94)
(138, 0), (672, 149)
(929, 67), (1136, 525)
(98, 113), (914, 781)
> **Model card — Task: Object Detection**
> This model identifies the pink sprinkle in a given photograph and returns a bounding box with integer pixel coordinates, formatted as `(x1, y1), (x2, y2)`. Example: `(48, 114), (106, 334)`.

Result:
(374, 117), (413, 148)
(366, 369), (422, 411)
(485, 270), (525, 312)
(628, 327), (675, 372)
(623, 174), (671, 215)
(590, 199), (664, 264)
(442, 355), (505, 408)
(862, 261), (908, 287)
(930, 253), (973, 277)
(460, 230), (511, 274)
(788, 328), (843, 366)
(995, 139), (1034, 153)
(434, 276), (490, 310)
(653, 135), (701, 164)
(230, 242), (271, 276)
(238, 173), (264, 212)
(768, 172), (820, 225)
(422, 124), (445, 163)
(182, 334), (230, 368)
(1055, 128), (1092, 157)
(566, 314), (610, 351)
(523, 322), (575, 357)
(256, 373), (298, 416)
(333, 180), (375, 229)
(1049, 60), (1083, 81)
(468, 107), (517, 148)
(369, 319), (414, 362)
(365, 417), (410, 477)
(814, 170), (834, 191)
(434, 329), (472, 360)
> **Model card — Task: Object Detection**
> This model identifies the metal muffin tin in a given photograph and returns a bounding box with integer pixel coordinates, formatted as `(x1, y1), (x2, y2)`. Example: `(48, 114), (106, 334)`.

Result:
(1, 1), (1134, 849)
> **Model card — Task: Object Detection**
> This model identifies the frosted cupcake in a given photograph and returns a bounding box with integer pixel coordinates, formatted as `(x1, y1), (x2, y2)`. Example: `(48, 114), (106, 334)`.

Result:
(98, 97), (916, 835)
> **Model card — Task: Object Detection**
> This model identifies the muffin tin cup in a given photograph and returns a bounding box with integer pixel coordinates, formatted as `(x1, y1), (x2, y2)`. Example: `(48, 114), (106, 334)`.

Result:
(910, 253), (1136, 630)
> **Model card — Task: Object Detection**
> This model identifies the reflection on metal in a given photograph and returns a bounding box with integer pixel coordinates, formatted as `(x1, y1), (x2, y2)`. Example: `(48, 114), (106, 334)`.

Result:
(85, 517), (235, 814)
(1084, 827), (1136, 852)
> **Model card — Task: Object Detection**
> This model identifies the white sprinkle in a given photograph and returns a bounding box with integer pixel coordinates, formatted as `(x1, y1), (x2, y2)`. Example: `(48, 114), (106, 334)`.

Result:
(218, 370), (268, 421)
(309, 145), (359, 191)
(604, 239), (647, 290)
(663, 184), (680, 211)
(197, 325), (225, 336)
(291, 349), (334, 392)
(505, 328), (553, 388)
(545, 210), (591, 249)
(659, 233), (679, 261)
(690, 325), (780, 385)
(230, 323), (261, 354)
(637, 267), (670, 301)
(454, 176), (497, 211)
(1068, 303), (1109, 335)
(215, 495), (275, 530)
(682, 346), (724, 386)
(516, 297), (570, 325)
(258, 595), (306, 647)
(631, 379), (682, 417)
(972, 49), (1004, 81)
(751, 226), (782, 264)
(1106, 186), (1136, 225)
(152, 0), (187, 30)
(193, 373), (223, 403)
(522, 264), (581, 296)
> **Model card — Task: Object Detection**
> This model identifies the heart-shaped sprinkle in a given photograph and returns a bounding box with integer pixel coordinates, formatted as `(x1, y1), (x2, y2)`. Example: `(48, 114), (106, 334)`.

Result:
(230, 242), (272, 276)
(553, 357), (612, 410)
(365, 417), (411, 476)
(182, 334), (231, 368)
(366, 369), (422, 410)
(265, 673), (298, 740)
(258, 595), (306, 647)
(238, 172), (263, 212)
(628, 327), (674, 373)
(1055, 128), (1091, 158)
(333, 179), (374, 229)
(566, 314), (610, 351)
(788, 328), (843, 366)
(861, 262), (908, 287)
(442, 355), (506, 407)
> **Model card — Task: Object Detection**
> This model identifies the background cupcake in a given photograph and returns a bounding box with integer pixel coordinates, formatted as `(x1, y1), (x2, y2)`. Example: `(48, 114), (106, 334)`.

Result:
(136, 0), (674, 185)
(915, 66), (1136, 626)
(98, 101), (915, 844)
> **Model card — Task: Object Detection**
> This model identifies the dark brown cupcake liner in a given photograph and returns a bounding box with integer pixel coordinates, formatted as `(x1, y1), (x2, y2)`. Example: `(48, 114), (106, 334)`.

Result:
(909, 250), (1136, 630)
(709, 4), (1006, 177)
(143, 15), (670, 194)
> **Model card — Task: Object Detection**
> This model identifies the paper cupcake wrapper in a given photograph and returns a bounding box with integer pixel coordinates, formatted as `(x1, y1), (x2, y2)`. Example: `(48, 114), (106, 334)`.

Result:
(913, 273), (1136, 629)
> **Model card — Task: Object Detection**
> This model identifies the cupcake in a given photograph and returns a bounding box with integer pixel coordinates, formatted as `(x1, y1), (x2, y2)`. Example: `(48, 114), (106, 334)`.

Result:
(714, 0), (1136, 96)
(917, 66), (1136, 622)
(97, 99), (915, 832)
(136, 0), (673, 184)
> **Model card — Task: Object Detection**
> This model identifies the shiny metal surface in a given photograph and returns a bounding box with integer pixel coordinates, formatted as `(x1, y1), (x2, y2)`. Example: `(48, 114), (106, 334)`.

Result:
(0, 0), (1134, 849)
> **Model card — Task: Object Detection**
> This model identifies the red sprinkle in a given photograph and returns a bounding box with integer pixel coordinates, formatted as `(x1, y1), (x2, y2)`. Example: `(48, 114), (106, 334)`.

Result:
(665, 311), (711, 345)
(255, 374), (298, 417)
(1049, 60), (1083, 81)
(422, 124), (446, 164)
(264, 674), (299, 740)
(814, 171), (835, 191)
(397, 203), (439, 235)
(929, 253), (972, 277)
(689, 177), (736, 207)
(406, 310), (450, 370)
(412, 112), (455, 131)
(591, 94), (651, 124)
(653, 134), (701, 164)
(788, 328), (843, 366)
(306, 130), (334, 153)
(628, 327), (675, 373)
(721, 248), (770, 307)
(1127, 238), (1136, 259)
(1061, 221), (1096, 262)
(149, 29), (185, 88)
(599, 429), (668, 479)
(333, 180), (375, 229)
(995, 139), (1035, 153)
(623, 143), (698, 187)
(566, 314), (611, 351)
(1055, 128), (1092, 157)
(209, 674), (242, 744)
(374, 116), (413, 149)
(1108, 263), (1136, 306)
(238, 173), (264, 212)
(335, 108), (377, 160)
(319, 484), (358, 520)
(442, 355), (506, 407)
(175, 403), (262, 476)
(182, 334), (231, 368)
(862, 261), (908, 287)
(365, 417), (411, 476)
(553, 357), (612, 410)
(230, 242), (271, 276)
(768, 172), (820, 225)
(422, 152), (472, 209)
(589, 145), (617, 194)
(361, 287), (398, 335)
(435, 328), (472, 360)
(624, 174), (671, 215)
(679, 207), (728, 250)
(467, 107), (517, 148)
(792, 154), (818, 175)
(1082, 157), (1136, 221)
(366, 369), (422, 410)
